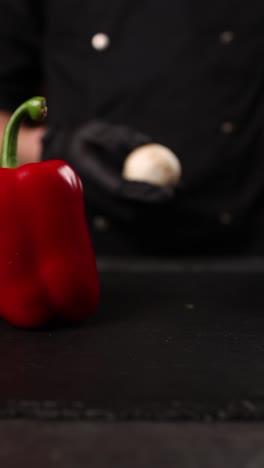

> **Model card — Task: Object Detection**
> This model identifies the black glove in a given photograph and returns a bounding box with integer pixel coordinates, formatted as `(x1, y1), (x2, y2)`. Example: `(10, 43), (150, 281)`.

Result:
(42, 120), (176, 223)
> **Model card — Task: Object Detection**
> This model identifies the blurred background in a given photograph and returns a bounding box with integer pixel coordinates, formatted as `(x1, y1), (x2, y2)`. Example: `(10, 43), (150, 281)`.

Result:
(1, 0), (264, 258)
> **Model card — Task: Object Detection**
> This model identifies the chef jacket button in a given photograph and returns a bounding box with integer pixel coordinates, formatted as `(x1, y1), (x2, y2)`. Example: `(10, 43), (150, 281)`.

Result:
(221, 121), (235, 134)
(219, 31), (235, 45)
(93, 215), (110, 232)
(91, 33), (110, 51)
(219, 211), (233, 225)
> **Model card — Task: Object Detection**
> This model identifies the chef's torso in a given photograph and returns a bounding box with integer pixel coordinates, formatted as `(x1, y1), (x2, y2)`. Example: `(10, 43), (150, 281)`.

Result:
(41, 1), (264, 253)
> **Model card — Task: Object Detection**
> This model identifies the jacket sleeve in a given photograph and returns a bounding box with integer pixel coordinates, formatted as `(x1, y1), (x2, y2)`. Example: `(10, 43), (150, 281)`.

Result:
(0, 0), (43, 112)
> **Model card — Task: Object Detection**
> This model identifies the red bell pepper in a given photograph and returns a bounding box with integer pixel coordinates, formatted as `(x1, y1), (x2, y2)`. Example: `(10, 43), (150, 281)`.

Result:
(0, 97), (100, 328)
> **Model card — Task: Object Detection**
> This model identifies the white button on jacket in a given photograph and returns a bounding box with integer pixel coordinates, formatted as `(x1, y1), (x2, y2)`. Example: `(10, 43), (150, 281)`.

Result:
(91, 33), (111, 51)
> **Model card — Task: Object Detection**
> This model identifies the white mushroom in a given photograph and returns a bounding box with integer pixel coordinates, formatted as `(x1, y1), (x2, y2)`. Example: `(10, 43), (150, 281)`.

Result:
(122, 143), (182, 187)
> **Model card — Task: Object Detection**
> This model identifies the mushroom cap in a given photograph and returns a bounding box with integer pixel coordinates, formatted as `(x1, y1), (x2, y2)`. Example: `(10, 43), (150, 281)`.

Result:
(122, 143), (182, 187)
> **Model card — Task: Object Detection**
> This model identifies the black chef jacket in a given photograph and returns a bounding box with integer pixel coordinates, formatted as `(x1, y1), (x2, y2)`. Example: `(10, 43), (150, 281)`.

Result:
(1, 0), (264, 256)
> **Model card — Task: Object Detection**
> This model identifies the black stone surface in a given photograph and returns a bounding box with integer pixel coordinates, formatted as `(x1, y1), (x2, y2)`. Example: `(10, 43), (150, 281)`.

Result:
(1, 421), (264, 468)
(0, 257), (264, 420)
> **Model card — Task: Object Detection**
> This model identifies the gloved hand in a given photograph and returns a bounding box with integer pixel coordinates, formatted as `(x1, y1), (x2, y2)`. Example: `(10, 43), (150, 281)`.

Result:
(42, 120), (176, 205)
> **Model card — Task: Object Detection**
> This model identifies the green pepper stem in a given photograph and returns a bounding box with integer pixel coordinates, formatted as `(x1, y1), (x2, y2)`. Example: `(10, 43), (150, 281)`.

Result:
(0, 97), (48, 169)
